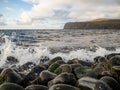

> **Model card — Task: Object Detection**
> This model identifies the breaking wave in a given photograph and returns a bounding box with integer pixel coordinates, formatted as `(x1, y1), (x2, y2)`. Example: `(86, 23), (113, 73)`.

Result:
(0, 34), (120, 67)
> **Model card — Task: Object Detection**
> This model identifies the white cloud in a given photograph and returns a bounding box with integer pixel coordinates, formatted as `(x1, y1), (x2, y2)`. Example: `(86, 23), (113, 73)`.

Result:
(0, 15), (7, 26)
(18, 0), (120, 26)
(6, 7), (14, 11)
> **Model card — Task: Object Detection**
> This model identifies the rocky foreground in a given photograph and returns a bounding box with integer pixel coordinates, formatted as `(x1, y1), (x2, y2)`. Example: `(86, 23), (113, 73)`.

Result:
(0, 53), (120, 90)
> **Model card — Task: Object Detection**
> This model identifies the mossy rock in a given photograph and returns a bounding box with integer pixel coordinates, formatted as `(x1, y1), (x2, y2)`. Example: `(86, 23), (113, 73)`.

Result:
(25, 85), (48, 90)
(54, 64), (72, 75)
(78, 77), (112, 90)
(0, 83), (24, 90)
(48, 57), (62, 66)
(100, 76), (120, 90)
(49, 84), (80, 90)
(48, 63), (60, 72)
(74, 67), (92, 79)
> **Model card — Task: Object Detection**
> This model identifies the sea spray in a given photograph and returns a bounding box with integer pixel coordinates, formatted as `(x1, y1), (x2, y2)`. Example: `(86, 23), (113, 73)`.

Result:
(0, 34), (120, 67)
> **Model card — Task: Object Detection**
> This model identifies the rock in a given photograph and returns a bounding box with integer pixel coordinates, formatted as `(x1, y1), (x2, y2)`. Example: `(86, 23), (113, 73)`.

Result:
(25, 85), (48, 90)
(48, 72), (77, 87)
(55, 60), (65, 65)
(0, 68), (22, 84)
(54, 64), (72, 75)
(6, 56), (18, 64)
(19, 62), (36, 71)
(48, 63), (60, 72)
(67, 59), (80, 64)
(32, 70), (57, 85)
(109, 56), (120, 66)
(70, 64), (82, 73)
(30, 65), (46, 76)
(94, 56), (107, 64)
(48, 57), (62, 66)
(113, 66), (120, 75)
(20, 66), (45, 87)
(93, 67), (106, 76)
(39, 56), (49, 64)
(49, 84), (80, 90)
(105, 53), (120, 60)
(74, 67), (92, 79)
(100, 76), (120, 90)
(0, 83), (24, 90)
(78, 77), (112, 90)
(78, 60), (93, 67)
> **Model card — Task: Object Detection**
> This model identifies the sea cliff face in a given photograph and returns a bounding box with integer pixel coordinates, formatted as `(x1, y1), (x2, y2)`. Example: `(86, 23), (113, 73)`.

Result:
(64, 19), (120, 29)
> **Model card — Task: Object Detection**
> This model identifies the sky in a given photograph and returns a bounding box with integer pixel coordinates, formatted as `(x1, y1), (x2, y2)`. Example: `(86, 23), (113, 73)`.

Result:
(0, 0), (120, 29)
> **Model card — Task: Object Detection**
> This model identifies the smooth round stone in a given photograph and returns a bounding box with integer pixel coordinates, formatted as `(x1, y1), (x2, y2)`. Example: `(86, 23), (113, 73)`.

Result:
(0, 83), (24, 90)
(49, 84), (80, 90)
(78, 77), (112, 90)
(48, 72), (77, 87)
(109, 56), (120, 66)
(100, 76), (120, 90)
(25, 85), (48, 90)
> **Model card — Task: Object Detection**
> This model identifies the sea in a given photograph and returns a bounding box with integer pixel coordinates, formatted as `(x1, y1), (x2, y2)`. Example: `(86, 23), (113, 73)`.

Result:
(0, 29), (120, 67)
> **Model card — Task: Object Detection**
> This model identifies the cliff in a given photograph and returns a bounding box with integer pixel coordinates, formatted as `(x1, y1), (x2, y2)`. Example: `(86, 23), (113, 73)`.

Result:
(64, 19), (120, 29)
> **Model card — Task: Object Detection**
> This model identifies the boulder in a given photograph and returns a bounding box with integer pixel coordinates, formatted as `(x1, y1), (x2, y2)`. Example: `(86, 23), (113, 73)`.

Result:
(54, 64), (72, 75)
(6, 56), (18, 64)
(0, 83), (24, 90)
(78, 77), (112, 90)
(0, 68), (22, 84)
(49, 84), (80, 90)
(109, 56), (120, 66)
(48, 72), (77, 87)
(48, 57), (62, 66)
(25, 85), (48, 90)
(74, 67), (92, 79)
(100, 76), (120, 90)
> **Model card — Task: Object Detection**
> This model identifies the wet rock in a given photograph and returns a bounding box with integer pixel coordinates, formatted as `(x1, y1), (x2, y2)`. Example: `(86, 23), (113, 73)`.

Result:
(30, 65), (46, 76)
(55, 60), (65, 65)
(48, 57), (62, 66)
(54, 64), (72, 75)
(78, 60), (93, 67)
(71, 64), (82, 73)
(25, 85), (48, 90)
(32, 70), (57, 86)
(0, 82), (24, 90)
(39, 56), (49, 64)
(49, 84), (80, 90)
(6, 56), (18, 64)
(48, 63), (60, 72)
(109, 56), (120, 66)
(93, 67), (106, 76)
(48, 72), (77, 87)
(113, 66), (120, 75)
(40, 70), (57, 83)
(20, 66), (45, 87)
(105, 53), (120, 60)
(100, 76), (120, 90)
(78, 77), (112, 90)
(94, 56), (107, 64)
(74, 67), (92, 79)
(67, 59), (80, 64)
(0, 68), (22, 84)
(19, 62), (36, 71)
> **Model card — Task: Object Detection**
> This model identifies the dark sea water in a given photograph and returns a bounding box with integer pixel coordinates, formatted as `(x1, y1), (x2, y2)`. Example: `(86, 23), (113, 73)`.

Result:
(0, 29), (120, 67)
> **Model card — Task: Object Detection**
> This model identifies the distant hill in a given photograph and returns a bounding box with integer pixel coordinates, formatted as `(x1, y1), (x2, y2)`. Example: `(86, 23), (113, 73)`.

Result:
(64, 19), (120, 29)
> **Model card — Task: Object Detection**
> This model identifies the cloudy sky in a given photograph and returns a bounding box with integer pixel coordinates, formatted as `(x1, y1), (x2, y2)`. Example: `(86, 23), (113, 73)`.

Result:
(0, 0), (120, 29)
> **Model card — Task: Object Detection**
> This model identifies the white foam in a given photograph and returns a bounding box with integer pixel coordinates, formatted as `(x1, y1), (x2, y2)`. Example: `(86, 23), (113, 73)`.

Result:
(0, 35), (120, 67)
